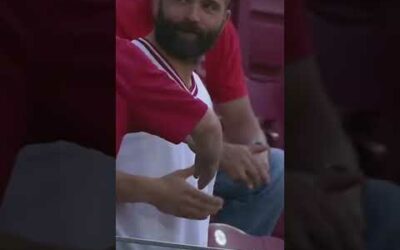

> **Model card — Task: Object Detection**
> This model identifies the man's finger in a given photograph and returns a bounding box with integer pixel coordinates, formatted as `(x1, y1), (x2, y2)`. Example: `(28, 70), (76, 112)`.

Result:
(233, 169), (254, 189)
(251, 155), (269, 184)
(189, 188), (224, 208)
(181, 206), (210, 220)
(249, 144), (268, 154)
(186, 196), (222, 216)
(175, 166), (196, 179)
(197, 173), (213, 190)
(243, 158), (262, 188)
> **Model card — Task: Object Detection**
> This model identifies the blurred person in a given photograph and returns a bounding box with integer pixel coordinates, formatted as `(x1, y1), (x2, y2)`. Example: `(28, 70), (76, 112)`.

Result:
(117, 0), (284, 236)
(0, 0), (117, 248)
(285, 0), (400, 250)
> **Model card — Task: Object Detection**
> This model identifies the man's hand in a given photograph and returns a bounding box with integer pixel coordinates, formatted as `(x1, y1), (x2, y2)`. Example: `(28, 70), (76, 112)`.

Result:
(220, 143), (270, 189)
(151, 166), (224, 220)
(286, 171), (365, 250)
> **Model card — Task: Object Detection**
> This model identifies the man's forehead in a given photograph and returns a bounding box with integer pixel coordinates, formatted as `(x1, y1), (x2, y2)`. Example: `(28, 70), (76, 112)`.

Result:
(206, 0), (230, 7)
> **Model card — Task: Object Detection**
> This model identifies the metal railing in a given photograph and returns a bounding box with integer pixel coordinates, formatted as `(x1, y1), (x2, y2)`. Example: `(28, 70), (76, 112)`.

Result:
(116, 236), (234, 250)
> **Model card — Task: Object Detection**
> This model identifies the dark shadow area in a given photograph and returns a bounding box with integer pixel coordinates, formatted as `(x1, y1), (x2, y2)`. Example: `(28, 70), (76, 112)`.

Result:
(285, 0), (400, 249)
(1, 0), (116, 249)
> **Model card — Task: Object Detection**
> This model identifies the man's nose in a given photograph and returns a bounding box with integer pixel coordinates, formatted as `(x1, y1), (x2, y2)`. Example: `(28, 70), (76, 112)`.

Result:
(186, 2), (201, 23)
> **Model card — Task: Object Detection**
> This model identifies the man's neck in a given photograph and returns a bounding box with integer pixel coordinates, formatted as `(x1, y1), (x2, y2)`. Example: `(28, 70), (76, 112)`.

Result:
(146, 33), (197, 89)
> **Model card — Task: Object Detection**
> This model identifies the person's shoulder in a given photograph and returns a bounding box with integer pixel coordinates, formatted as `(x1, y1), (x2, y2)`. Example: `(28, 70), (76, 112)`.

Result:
(116, 37), (153, 75)
(206, 19), (240, 60)
(217, 19), (238, 45)
(116, 37), (149, 63)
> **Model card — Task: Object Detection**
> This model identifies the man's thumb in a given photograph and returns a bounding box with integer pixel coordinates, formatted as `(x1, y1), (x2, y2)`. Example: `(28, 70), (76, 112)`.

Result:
(249, 144), (268, 154)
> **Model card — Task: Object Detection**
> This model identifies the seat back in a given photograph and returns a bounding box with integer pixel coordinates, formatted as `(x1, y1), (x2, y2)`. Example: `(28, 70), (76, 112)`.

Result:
(231, 0), (284, 148)
(208, 223), (284, 250)
(233, 0), (284, 82)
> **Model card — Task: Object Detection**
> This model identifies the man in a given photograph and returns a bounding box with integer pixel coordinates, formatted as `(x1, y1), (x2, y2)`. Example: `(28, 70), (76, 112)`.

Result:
(115, 0), (256, 248)
(117, 0), (284, 236)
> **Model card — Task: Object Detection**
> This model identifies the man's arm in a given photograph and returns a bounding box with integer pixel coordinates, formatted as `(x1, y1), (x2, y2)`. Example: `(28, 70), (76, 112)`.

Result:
(215, 97), (267, 146)
(187, 108), (223, 189)
(204, 21), (271, 188)
(116, 168), (223, 220)
(215, 97), (270, 188)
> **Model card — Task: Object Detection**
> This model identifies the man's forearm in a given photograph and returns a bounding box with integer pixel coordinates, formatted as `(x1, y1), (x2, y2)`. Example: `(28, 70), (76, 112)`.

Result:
(116, 171), (158, 203)
(189, 108), (223, 169)
(216, 97), (268, 146)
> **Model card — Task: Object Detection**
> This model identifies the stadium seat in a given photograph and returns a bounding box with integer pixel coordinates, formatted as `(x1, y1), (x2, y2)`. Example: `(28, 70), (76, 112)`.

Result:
(231, 0), (284, 148)
(247, 78), (284, 148)
(208, 223), (284, 250)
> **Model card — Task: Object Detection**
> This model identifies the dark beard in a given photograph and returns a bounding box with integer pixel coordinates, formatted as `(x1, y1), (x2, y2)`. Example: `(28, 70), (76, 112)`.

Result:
(154, 2), (223, 63)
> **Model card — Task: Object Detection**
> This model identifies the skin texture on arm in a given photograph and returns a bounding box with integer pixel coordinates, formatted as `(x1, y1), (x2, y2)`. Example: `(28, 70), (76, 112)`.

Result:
(215, 97), (271, 188)
(215, 97), (267, 146)
(188, 108), (224, 189)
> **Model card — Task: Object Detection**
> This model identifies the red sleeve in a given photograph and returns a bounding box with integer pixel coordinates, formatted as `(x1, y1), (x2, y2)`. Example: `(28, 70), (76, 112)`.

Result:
(285, 0), (314, 63)
(116, 37), (208, 151)
(204, 20), (248, 103)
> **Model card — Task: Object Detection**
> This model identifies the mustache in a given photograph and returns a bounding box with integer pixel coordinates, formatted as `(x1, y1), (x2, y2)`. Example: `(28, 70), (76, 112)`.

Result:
(174, 21), (204, 36)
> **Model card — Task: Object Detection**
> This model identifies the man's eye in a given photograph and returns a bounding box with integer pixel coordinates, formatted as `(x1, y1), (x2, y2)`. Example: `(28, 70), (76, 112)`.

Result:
(202, 1), (220, 12)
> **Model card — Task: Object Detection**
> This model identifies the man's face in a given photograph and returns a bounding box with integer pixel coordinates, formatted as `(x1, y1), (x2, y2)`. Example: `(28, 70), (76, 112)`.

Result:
(154, 0), (229, 63)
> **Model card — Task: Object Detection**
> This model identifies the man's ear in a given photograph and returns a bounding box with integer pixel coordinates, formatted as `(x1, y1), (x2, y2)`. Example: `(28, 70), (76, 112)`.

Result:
(223, 10), (231, 25)
(220, 10), (231, 29)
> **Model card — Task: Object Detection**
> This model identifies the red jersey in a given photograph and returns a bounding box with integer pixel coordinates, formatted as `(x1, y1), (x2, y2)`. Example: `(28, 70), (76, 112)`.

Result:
(116, 37), (208, 151)
(116, 0), (248, 103)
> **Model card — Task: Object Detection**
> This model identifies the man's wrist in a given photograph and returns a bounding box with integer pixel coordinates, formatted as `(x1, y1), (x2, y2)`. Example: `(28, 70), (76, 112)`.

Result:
(117, 173), (161, 204)
(141, 177), (163, 205)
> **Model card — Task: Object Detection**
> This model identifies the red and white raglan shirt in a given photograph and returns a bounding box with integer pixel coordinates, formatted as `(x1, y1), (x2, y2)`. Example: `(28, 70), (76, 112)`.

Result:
(116, 37), (208, 153)
(116, 37), (215, 248)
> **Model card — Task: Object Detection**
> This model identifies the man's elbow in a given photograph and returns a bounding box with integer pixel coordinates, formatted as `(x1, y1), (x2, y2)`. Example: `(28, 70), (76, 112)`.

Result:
(192, 108), (223, 143)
